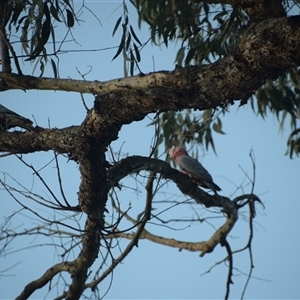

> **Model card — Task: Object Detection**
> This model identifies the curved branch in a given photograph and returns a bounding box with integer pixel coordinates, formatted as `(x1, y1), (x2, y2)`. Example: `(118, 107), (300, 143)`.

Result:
(86, 173), (155, 290)
(108, 155), (232, 209)
(110, 214), (236, 256)
(108, 155), (238, 256)
(221, 239), (233, 300)
(16, 261), (74, 300)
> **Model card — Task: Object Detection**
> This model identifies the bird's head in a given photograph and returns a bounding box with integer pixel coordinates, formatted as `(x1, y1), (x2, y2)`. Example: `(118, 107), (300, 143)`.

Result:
(168, 146), (187, 159)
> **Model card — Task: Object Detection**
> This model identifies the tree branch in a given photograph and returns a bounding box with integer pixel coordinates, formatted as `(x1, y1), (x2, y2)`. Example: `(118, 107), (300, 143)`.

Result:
(86, 173), (155, 291)
(108, 155), (231, 209)
(107, 155), (239, 256)
(0, 1), (12, 73)
(16, 261), (75, 300)
(0, 126), (80, 155)
(0, 16), (298, 113)
(221, 239), (233, 300)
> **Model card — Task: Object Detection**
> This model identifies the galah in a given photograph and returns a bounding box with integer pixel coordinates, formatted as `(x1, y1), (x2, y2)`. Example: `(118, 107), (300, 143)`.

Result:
(0, 104), (33, 131)
(169, 146), (221, 193)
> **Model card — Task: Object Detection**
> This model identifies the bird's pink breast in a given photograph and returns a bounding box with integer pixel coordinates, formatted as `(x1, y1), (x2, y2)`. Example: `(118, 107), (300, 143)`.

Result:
(172, 147), (187, 162)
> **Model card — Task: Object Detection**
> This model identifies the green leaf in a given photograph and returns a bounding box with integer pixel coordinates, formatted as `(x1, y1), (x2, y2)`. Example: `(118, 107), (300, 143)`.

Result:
(124, 3), (128, 13)
(205, 128), (217, 154)
(50, 23), (56, 53)
(25, 43), (43, 61)
(163, 122), (171, 143)
(41, 19), (51, 44)
(130, 25), (142, 46)
(39, 60), (45, 77)
(169, 28), (176, 41)
(63, 0), (73, 10)
(66, 9), (74, 27)
(212, 118), (225, 134)
(203, 3), (210, 15)
(213, 11), (228, 21)
(286, 128), (300, 158)
(112, 34), (125, 61)
(185, 47), (196, 65)
(16, 16), (27, 32)
(163, 31), (168, 48)
(123, 50), (128, 77)
(50, 3), (61, 22)
(290, 67), (299, 87)
(130, 51), (134, 76)
(133, 43), (141, 62)
(11, 3), (25, 26)
(124, 15), (129, 26)
(51, 58), (58, 78)
(174, 47), (185, 66)
(177, 113), (184, 125)
(43, 2), (51, 21)
(21, 19), (30, 55)
(126, 33), (131, 50)
(112, 16), (122, 37)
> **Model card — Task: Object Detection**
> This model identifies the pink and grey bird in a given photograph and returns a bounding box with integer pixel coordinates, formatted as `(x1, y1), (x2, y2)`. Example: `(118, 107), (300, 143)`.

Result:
(0, 104), (33, 131)
(169, 146), (221, 192)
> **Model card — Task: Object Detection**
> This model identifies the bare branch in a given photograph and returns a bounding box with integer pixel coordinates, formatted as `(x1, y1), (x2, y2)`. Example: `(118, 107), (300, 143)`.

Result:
(221, 239), (233, 300)
(16, 261), (75, 300)
(108, 155), (231, 208)
(86, 172), (155, 290)
(107, 155), (239, 256)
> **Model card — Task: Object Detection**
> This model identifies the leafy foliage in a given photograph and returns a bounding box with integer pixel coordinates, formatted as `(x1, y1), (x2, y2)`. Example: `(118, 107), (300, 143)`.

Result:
(6, 0), (77, 77)
(111, 2), (142, 76)
(149, 109), (226, 159)
(1, 0), (300, 156)
(286, 128), (300, 157)
(251, 68), (300, 157)
(131, 0), (247, 65)
(1, 1), (300, 299)
(131, 0), (300, 157)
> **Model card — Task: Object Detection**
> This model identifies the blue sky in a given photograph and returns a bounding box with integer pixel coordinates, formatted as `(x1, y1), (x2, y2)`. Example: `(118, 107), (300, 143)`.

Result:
(1, 1), (300, 299)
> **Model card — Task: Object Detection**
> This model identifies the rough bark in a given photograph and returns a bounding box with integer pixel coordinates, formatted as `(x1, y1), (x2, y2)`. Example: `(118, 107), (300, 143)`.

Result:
(0, 1), (12, 73)
(2, 3), (298, 299)
(0, 16), (299, 113)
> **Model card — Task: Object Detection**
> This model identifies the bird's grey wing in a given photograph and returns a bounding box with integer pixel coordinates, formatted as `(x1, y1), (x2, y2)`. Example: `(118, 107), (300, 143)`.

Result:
(0, 104), (33, 131)
(0, 104), (21, 117)
(177, 155), (213, 182)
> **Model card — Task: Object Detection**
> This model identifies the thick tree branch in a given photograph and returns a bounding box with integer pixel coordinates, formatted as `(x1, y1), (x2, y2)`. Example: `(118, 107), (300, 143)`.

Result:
(0, 2), (283, 299)
(86, 173), (154, 290)
(64, 155), (106, 298)
(0, 17), (298, 97)
(0, 126), (80, 155)
(62, 104), (124, 298)
(0, 1), (12, 73)
(0, 16), (298, 124)
(108, 155), (233, 209)
(16, 261), (75, 300)
(65, 218), (100, 300)
(106, 155), (239, 256)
